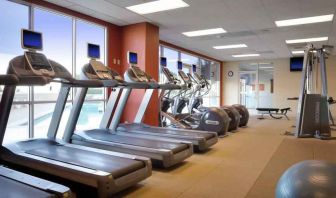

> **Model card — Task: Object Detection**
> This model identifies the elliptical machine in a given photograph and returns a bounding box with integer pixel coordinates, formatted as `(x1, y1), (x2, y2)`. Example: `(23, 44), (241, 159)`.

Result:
(190, 69), (242, 131)
(232, 104), (249, 127)
(160, 59), (230, 136)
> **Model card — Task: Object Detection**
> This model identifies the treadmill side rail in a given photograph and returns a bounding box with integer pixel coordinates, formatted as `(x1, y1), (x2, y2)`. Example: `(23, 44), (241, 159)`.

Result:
(0, 166), (71, 197)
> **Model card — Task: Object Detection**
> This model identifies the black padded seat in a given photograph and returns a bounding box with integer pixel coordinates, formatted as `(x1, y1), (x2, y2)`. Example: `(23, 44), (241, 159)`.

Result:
(257, 108), (280, 112)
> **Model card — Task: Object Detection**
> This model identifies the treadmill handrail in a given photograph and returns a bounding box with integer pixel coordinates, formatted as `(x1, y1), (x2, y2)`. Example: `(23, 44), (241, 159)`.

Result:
(0, 166), (70, 195)
(60, 79), (104, 88)
(123, 81), (151, 89)
(159, 83), (181, 90)
(0, 75), (18, 85)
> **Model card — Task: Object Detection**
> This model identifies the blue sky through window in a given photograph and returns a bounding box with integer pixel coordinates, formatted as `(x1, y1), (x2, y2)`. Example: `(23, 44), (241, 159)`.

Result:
(0, 1), (28, 74)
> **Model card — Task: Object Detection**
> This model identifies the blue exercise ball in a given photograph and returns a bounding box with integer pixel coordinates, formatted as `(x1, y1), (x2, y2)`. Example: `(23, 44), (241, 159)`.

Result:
(276, 160), (336, 198)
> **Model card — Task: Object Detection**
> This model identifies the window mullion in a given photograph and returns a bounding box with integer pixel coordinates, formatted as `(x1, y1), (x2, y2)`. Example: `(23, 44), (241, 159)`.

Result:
(72, 18), (76, 105)
(29, 5), (34, 138)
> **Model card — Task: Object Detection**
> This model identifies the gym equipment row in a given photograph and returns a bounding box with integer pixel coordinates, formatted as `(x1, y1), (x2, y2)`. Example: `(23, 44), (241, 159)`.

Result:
(0, 29), (249, 197)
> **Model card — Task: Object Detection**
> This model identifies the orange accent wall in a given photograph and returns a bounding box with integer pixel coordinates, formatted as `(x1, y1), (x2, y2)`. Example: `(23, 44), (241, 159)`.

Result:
(120, 23), (160, 126)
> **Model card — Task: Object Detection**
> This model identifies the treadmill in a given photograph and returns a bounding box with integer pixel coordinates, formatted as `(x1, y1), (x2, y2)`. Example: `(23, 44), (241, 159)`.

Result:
(0, 74), (70, 198)
(107, 52), (218, 151)
(0, 29), (151, 197)
(62, 44), (193, 168)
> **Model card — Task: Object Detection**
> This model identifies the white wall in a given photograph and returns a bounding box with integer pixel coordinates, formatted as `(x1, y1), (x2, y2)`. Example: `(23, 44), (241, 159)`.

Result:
(222, 55), (336, 116)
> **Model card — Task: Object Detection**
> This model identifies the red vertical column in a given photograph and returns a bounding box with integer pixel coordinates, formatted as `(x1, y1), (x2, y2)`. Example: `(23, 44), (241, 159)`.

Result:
(119, 22), (160, 126)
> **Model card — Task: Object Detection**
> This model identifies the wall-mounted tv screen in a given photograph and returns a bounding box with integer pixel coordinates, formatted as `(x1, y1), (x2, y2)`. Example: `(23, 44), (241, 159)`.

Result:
(177, 61), (183, 70)
(160, 57), (167, 67)
(290, 57), (303, 71)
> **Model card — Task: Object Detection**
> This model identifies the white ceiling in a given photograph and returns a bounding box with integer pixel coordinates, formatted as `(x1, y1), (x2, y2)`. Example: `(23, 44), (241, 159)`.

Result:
(44, 0), (336, 61)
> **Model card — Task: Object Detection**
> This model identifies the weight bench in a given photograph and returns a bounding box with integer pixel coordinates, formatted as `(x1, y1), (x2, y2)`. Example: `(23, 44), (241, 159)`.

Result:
(256, 107), (291, 120)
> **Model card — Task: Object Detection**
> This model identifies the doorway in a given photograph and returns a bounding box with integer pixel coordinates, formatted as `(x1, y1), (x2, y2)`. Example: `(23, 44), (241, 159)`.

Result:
(239, 63), (274, 109)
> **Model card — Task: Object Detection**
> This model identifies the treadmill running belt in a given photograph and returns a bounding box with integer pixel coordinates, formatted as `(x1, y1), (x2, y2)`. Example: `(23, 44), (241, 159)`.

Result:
(26, 145), (144, 179)
(0, 176), (55, 198)
(120, 124), (215, 140)
(81, 130), (188, 154)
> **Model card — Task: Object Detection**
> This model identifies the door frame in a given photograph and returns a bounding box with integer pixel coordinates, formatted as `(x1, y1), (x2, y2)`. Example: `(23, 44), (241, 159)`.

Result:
(238, 70), (259, 109)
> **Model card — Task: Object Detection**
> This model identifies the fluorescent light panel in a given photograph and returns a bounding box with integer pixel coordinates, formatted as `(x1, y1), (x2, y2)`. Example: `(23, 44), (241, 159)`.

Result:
(275, 14), (334, 27)
(213, 44), (247, 49)
(126, 0), (189, 15)
(286, 37), (328, 44)
(232, 54), (260, 58)
(183, 28), (226, 37)
(292, 50), (304, 54)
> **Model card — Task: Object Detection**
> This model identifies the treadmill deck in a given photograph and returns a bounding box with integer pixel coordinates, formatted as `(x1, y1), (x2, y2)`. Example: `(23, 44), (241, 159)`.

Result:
(79, 129), (189, 154)
(8, 139), (145, 179)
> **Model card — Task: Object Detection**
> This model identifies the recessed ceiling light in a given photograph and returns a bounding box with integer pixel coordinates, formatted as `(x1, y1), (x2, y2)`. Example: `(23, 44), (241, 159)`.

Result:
(182, 28), (226, 37)
(232, 54), (260, 58)
(275, 14), (334, 27)
(286, 37), (328, 44)
(213, 44), (247, 49)
(292, 50), (304, 54)
(126, 0), (189, 15)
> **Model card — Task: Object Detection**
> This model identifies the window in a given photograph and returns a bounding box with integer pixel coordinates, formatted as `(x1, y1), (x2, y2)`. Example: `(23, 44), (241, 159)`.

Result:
(201, 60), (220, 107)
(76, 101), (105, 131)
(33, 8), (73, 138)
(0, 1), (29, 144)
(76, 20), (105, 101)
(181, 53), (199, 66)
(0, 1), (28, 74)
(162, 46), (179, 78)
(159, 45), (221, 108)
(0, 1), (107, 143)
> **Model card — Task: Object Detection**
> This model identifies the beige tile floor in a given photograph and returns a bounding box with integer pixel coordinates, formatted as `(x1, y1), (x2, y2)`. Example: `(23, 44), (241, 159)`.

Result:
(118, 116), (293, 198)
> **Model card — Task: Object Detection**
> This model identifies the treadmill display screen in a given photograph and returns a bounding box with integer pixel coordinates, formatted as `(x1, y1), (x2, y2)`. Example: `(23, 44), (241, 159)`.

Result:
(177, 61), (183, 70)
(128, 52), (138, 64)
(160, 57), (167, 67)
(88, 43), (100, 59)
(22, 29), (42, 50)
(192, 64), (197, 73)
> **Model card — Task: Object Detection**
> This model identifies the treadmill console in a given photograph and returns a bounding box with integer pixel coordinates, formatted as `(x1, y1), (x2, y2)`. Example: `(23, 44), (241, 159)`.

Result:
(109, 69), (124, 81)
(178, 70), (191, 84)
(162, 67), (176, 83)
(88, 43), (123, 81)
(160, 57), (176, 83)
(193, 73), (202, 82)
(127, 51), (149, 82)
(130, 66), (149, 82)
(22, 29), (55, 77)
(89, 60), (113, 80)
